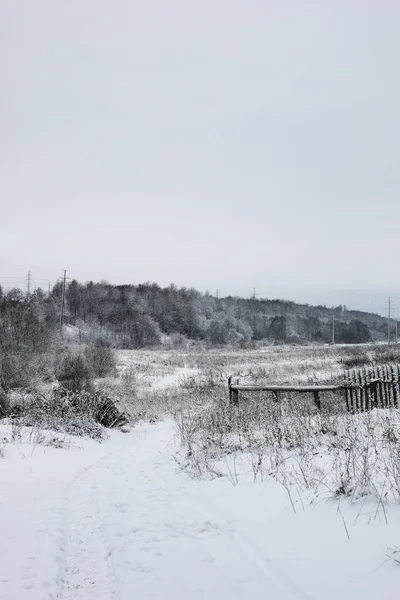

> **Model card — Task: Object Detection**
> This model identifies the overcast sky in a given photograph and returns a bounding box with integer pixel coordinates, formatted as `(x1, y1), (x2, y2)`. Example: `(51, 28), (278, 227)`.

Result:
(1, 1), (399, 315)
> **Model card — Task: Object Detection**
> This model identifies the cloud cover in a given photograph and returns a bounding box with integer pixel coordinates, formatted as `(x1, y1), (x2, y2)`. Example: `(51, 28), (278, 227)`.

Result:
(1, 1), (399, 313)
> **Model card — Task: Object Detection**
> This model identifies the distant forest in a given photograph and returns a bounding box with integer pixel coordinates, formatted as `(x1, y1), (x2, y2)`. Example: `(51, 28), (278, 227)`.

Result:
(0, 280), (392, 353)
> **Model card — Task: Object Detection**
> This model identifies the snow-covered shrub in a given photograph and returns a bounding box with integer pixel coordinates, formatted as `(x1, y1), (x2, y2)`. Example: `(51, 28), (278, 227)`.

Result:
(55, 351), (93, 392)
(8, 389), (128, 440)
(340, 347), (371, 368)
(84, 340), (116, 378)
(0, 351), (32, 390)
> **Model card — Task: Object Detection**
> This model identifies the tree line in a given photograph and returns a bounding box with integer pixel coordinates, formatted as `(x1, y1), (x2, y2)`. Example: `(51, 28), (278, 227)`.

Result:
(0, 281), (391, 359)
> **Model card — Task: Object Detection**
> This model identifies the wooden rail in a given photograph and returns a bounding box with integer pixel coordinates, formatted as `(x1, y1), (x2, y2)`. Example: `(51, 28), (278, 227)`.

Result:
(230, 384), (343, 392)
(228, 375), (345, 410)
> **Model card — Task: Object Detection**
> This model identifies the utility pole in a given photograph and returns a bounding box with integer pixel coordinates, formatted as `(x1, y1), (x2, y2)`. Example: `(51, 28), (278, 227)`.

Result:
(388, 296), (392, 345)
(59, 270), (70, 328)
(252, 287), (257, 332)
(332, 315), (335, 345)
(27, 271), (31, 295)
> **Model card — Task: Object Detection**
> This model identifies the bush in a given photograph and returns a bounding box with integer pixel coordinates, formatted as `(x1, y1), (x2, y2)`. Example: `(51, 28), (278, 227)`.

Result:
(341, 348), (371, 368)
(55, 352), (92, 392)
(67, 390), (128, 428)
(7, 388), (128, 439)
(0, 352), (31, 390)
(373, 346), (400, 364)
(83, 340), (116, 377)
(0, 389), (10, 417)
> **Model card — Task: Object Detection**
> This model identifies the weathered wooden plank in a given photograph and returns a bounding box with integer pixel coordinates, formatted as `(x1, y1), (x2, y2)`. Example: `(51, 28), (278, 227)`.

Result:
(375, 366), (383, 407)
(230, 384), (345, 392)
(360, 367), (367, 411)
(387, 365), (393, 407)
(381, 365), (387, 407)
(382, 365), (389, 407)
(355, 369), (361, 412)
(383, 365), (390, 407)
(344, 369), (351, 412)
(365, 367), (371, 411)
(347, 369), (354, 413)
(372, 366), (381, 409)
(395, 365), (400, 409)
(356, 368), (364, 412)
(386, 365), (393, 408)
(366, 367), (372, 409)
(367, 367), (373, 410)
(352, 369), (360, 412)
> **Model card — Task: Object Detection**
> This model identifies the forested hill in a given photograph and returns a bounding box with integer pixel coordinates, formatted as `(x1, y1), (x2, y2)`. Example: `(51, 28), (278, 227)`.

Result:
(0, 281), (390, 350)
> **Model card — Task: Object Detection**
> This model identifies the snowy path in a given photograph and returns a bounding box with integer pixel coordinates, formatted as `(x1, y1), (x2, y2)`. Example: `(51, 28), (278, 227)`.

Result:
(1, 421), (399, 600)
(0, 422), (310, 600)
(56, 423), (307, 600)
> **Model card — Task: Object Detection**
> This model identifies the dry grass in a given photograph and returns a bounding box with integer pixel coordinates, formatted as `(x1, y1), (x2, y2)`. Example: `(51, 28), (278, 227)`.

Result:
(110, 342), (400, 510)
(175, 392), (400, 506)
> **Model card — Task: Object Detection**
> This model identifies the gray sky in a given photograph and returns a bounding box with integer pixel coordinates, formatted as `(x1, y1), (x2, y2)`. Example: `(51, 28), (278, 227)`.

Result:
(1, 0), (399, 315)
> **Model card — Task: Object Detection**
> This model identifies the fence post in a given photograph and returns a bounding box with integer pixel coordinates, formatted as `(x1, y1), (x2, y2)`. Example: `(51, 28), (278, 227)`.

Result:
(231, 389), (239, 405)
(228, 375), (239, 405)
(313, 391), (321, 411)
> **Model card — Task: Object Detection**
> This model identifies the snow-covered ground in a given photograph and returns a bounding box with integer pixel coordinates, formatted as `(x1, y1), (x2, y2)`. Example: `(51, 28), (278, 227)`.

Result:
(1, 419), (399, 600)
(114, 343), (378, 392)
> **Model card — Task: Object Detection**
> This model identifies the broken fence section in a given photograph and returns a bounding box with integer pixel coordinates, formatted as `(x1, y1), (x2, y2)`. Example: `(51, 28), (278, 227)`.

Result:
(343, 364), (400, 412)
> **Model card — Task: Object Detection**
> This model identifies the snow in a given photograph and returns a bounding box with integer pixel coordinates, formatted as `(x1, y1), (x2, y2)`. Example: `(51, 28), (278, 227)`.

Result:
(150, 367), (199, 390)
(115, 345), (354, 392)
(116, 349), (200, 390)
(1, 420), (399, 600)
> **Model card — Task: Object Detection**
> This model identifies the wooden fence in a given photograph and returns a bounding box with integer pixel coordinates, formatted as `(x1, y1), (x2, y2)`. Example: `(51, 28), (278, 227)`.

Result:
(229, 364), (400, 413)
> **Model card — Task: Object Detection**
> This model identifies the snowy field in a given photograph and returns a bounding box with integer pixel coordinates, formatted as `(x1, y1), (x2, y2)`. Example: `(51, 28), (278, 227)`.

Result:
(1, 344), (400, 599)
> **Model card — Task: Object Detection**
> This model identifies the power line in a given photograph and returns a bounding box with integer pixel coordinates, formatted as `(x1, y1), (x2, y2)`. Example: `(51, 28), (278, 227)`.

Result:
(0, 262), (67, 273)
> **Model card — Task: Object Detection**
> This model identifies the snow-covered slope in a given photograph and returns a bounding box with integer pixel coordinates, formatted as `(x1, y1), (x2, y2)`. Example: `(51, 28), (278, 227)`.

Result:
(0, 421), (399, 600)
